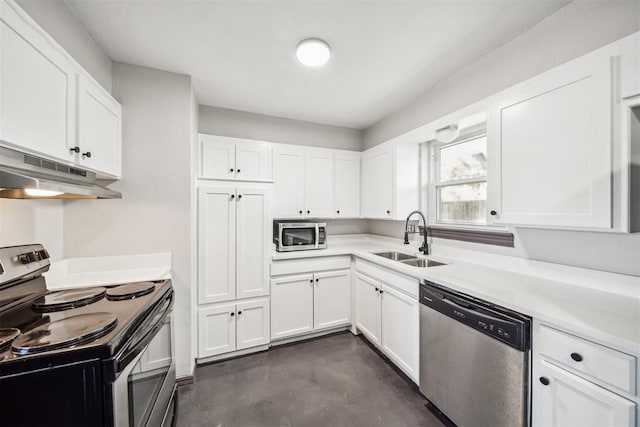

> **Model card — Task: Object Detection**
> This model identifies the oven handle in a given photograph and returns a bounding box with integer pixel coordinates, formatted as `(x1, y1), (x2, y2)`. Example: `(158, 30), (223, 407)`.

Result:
(115, 289), (174, 373)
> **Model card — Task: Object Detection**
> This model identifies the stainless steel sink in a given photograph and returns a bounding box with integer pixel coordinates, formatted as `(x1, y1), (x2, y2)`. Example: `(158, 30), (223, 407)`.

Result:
(373, 251), (416, 261)
(399, 258), (446, 268)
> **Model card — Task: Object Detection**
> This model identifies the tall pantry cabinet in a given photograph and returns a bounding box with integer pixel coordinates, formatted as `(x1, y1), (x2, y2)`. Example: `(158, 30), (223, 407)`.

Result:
(197, 135), (273, 362)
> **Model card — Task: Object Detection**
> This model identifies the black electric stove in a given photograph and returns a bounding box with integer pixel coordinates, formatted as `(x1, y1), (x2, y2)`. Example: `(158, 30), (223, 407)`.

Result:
(0, 244), (176, 427)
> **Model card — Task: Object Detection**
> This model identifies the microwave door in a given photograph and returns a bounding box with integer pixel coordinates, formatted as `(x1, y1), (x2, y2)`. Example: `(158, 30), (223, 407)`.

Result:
(283, 228), (315, 247)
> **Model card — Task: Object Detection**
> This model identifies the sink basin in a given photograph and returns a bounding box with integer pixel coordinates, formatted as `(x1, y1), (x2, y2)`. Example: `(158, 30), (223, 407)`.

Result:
(399, 259), (447, 268)
(373, 251), (416, 261)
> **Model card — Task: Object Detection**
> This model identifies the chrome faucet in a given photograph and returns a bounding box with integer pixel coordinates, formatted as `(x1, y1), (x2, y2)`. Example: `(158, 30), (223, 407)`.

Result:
(404, 210), (429, 255)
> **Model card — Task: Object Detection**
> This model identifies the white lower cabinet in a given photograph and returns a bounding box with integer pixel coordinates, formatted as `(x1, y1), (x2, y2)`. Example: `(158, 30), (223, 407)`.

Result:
(532, 321), (637, 427)
(198, 298), (270, 359)
(355, 272), (382, 346)
(534, 360), (636, 427)
(271, 269), (351, 341)
(355, 271), (419, 383)
(271, 274), (314, 340)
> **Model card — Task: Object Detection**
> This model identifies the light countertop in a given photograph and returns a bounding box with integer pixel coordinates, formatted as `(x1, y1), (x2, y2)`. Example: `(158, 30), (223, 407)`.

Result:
(273, 235), (640, 355)
(44, 252), (172, 290)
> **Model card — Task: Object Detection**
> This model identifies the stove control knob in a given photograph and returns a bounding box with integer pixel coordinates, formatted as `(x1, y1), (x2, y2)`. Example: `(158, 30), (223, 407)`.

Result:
(38, 249), (50, 260)
(18, 253), (31, 264)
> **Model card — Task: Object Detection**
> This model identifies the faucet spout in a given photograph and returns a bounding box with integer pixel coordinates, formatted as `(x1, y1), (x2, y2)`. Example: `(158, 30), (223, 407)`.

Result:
(403, 210), (429, 255)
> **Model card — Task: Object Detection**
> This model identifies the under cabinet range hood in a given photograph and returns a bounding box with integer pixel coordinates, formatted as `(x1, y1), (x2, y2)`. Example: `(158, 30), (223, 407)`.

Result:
(0, 146), (122, 199)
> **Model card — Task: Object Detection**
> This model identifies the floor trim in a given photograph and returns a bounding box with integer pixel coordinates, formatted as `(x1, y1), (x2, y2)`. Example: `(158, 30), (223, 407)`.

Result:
(176, 375), (194, 387)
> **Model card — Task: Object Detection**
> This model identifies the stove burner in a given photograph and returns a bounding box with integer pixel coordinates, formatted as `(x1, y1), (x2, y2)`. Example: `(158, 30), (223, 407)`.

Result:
(0, 328), (20, 351)
(32, 287), (106, 312)
(106, 282), (155, 301)
(11, 313), (117, 355)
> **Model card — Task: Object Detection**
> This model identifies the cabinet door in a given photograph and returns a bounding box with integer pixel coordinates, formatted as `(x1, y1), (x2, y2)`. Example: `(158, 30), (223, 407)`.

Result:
(236, 140), (272, 181)
(620, 34), (640, 100)
(361, 145), (393, 219)
(76, 73), (122, 177)
(534, 360), (636, 427)
(487, 54), (612, 229)
(304, 148), (333, 218)
(270, 274), (313, 340)
(334, 151), (360, 218)
(314, 269), (351, 331)
(380, 284), (419, 382)
(140, 321), (172, 372)
(236, 187), (271, 299)
(355, 272), (381, 346)
(273, 145), (305, 218)
(198, 186), (236, 304)
(236, 298), (270, 351)
(200, 135), (236, 179)
(0, 1), (77, 162)
(198, 303), (237, 358)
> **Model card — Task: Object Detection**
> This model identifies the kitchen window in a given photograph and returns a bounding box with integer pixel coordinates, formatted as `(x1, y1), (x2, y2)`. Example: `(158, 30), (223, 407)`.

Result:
(432, 133), (488, 225)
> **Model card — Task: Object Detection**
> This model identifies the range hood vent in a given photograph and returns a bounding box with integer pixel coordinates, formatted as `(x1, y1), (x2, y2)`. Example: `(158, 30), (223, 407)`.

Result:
(0, 145), (121, 199)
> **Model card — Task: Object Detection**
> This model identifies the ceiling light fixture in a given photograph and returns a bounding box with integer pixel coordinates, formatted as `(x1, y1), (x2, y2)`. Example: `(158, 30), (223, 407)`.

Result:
(296, 38), (331, 67)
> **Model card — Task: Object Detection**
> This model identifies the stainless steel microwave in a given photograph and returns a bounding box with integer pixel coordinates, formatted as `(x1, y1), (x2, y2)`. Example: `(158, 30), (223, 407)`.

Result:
(273, 221), (327, 252)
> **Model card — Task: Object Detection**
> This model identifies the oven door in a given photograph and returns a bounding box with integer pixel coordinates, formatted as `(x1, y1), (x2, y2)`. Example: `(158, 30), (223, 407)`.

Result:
(278, 223), (319, 251)
(112, 291), (176, 427)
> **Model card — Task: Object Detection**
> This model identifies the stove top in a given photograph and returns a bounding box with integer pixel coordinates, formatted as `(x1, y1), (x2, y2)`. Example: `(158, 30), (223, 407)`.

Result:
(0, 244), (173, 375)
(32, 287), (107, 312)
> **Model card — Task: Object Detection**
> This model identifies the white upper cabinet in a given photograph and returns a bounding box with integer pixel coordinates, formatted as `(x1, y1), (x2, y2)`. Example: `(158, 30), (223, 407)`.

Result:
(361, 142), (419, 220)
(198, 185), (271, 304)
(76, 74), (122, 177)
(334, 151), (361, 218)
(0, 0), (76, 162)
(304, 148), (333, 218)
(198, 186), (237, 304)
(235, 187), (271, 300)
(487, 52), (613, 229)
(0, 1), (122, 177)
(273, 144), (305, 218)
(200, 134), (272, 181)
(273, 144), (355, 219)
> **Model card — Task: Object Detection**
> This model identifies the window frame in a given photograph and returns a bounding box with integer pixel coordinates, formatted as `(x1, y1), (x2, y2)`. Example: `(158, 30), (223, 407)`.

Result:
(429, 130), (489, 227)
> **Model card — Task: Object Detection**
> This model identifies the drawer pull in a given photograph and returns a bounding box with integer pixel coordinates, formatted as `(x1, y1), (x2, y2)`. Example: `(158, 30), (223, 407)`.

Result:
(539, 377), (550, 386)
(570, 352), (583, 362)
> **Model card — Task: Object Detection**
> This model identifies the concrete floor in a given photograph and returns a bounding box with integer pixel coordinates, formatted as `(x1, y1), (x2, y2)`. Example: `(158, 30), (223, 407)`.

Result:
(177, 332), (445, 427)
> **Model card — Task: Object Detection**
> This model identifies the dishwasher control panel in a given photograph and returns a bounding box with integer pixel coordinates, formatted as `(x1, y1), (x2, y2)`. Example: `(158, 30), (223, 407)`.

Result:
(419, 280), (530, 351)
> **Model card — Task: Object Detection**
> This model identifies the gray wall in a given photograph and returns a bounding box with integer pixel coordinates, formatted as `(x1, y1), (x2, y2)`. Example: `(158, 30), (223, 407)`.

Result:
(16, 0), (113, 92)
(364, 0), (640, 149)
(365, 1), (640, 277)
(200, 105), (363, 151)
(63, 63), (194, 377)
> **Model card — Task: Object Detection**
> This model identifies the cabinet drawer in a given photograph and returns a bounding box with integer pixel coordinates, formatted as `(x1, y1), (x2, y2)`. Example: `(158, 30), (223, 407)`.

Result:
(355, 259), (418, 299)
(537, 325), (637, 394)
(271, 255), (350, 276)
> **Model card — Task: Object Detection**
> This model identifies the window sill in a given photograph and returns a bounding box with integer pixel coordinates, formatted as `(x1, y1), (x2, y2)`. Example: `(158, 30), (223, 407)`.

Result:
(426, 225), (514, 248)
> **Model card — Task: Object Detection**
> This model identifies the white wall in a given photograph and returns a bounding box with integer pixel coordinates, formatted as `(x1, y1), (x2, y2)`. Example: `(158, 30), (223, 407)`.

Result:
(199, 105), (363, 151)
(15, 0), (113, 92)
(364, 0), (640, 148)
(0, 200), (63, 261)
(63, 63), (194, 378)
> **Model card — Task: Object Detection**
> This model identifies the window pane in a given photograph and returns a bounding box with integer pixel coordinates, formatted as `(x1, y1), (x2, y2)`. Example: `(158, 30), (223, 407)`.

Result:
(438, 182), (487, 224)
(439, 136), (487, 182)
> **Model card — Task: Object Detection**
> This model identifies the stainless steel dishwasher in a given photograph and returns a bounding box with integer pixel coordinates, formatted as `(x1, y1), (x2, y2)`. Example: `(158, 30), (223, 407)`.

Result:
(419, 280), (531, 427)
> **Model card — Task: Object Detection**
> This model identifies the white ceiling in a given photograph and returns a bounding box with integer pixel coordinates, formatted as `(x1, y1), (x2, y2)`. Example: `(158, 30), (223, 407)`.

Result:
(66, 0), (570, 129)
